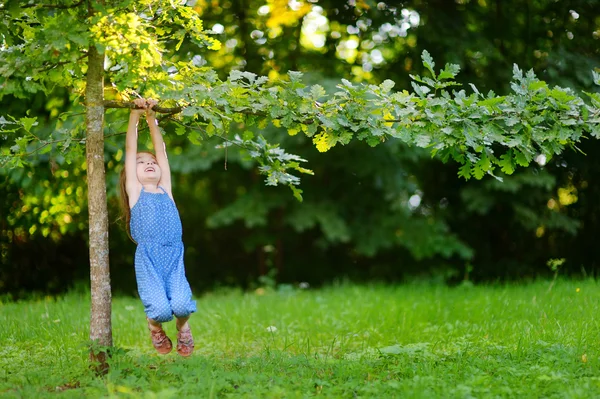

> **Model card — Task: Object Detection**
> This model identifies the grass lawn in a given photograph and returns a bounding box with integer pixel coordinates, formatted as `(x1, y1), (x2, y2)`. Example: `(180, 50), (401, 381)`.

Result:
(1, 279), (600, 398)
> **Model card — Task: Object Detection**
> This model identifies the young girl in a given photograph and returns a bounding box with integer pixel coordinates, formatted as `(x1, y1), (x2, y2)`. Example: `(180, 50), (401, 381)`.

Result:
(119, 97), (196, 357)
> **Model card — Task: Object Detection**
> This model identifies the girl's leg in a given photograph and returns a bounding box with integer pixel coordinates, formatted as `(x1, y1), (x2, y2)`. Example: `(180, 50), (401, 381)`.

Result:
(175, 315), (194, 357)
(175, 315), (190, 331)
(164, 245), (195, 356)
(165, 245), (197, 318)
(135, 247), (174, 323)
(148, 317), (163, 331)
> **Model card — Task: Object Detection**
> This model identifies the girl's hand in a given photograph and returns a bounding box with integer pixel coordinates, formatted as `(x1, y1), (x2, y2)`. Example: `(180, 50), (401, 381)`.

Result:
(145, 99), (158, 121)
(131, 98), (148, 119)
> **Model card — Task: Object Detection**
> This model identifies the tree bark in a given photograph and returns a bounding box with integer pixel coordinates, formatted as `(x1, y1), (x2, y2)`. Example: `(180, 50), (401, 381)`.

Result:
(85, 43), (111, 373)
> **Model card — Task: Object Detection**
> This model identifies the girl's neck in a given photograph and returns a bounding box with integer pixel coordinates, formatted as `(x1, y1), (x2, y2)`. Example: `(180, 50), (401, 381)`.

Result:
(142, 183), (161, 193)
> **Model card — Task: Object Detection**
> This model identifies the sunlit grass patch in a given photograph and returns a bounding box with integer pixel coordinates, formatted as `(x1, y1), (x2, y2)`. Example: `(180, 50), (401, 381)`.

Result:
(1, 279), (600, 397)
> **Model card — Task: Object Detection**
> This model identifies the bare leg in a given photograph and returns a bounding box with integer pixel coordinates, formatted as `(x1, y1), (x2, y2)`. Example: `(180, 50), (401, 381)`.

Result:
(175, 315), (190, 331)
(147, 317), (163, 331)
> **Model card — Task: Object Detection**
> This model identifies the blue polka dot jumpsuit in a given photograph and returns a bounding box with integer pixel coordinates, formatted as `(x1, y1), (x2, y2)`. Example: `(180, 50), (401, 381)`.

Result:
(130, 186), (196, 322)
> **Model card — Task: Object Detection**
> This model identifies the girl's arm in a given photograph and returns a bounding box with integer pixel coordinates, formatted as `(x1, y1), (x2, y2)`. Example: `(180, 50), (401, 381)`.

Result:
(146, 100), (173, 198)
(125, 100), (146, 208)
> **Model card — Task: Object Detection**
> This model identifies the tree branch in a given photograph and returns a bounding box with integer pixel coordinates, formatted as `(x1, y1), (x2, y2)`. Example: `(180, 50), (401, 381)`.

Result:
(164, 117), (249, 150)
(38, 54), (87, 73)
(19, 138), (72, 158)
(103, 100), (395, 128)
(103, 101), (182, 116)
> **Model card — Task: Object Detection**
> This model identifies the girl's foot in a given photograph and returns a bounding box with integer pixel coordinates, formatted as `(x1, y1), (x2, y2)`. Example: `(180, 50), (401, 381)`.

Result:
(147, 319), (172, 354)
(176, 327), (194, 357)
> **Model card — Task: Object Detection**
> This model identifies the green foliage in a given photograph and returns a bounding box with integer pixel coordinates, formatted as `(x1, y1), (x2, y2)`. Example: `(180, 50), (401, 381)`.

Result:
(2, 281), (600, 397)
(192, 50), (599, 186)
(4, 53), (600, 185)
(1, 0), (598, 189)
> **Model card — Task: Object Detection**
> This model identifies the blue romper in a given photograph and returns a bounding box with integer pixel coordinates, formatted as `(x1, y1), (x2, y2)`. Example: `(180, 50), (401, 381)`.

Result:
(130, 186), (196, 322)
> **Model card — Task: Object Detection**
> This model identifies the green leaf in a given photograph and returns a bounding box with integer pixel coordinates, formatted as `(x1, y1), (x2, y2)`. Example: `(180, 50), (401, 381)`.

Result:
(472, 163), (485, 179)
(380, 79), (395, 93)
(188, 129), (202, 144)
(458, 160), (472, 180)
(11, 136), (29, 154)
(514, 150), (530, 167)
(505, 117), (519, 127)
(415, 134), (431, 147)
(582, 106), (589, 122)
(242, 130), (254, 141)
(341, 79), (353, 88)
(289, 185), (303, 202)
(305, 123), (318, 137)
(39, 142), (52, 154)
(472, 154), (491, 179)
(478, 96), (505, 111)
(549, 88), (576, 104)
(528, 80), (547, 92)
(175, 125), (186, 136)
(437, 64), (461, 81)
(287, 71), (303, 82)
(512, 64), (523, 80)
(338, 131), (353, 145)
(175, 33), (185, 51)
(499, 150), (515, 174)
(206, 122), (215, 135)
(469, 83), (480, 96)
(20, 117), (38, 132)
(411, 82), (430, 97)
(421, 50), (436, 79)
(310, 84), (326, 100)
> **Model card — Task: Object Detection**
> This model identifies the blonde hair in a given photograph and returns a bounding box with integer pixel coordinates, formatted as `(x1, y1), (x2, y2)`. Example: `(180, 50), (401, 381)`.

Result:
(118, 151), (156, 243)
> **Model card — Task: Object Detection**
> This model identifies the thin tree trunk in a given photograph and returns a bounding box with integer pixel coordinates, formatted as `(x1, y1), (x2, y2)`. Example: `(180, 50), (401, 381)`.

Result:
(86, 43), (112, 373)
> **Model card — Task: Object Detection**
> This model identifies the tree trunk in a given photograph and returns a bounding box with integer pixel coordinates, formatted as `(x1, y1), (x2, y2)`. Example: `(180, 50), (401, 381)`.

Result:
(85, 43), (112, 373)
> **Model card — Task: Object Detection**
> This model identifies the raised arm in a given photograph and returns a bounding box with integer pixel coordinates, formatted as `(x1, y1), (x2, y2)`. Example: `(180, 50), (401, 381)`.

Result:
(125, 101), (146, 208)
(146, 99), (173, 198)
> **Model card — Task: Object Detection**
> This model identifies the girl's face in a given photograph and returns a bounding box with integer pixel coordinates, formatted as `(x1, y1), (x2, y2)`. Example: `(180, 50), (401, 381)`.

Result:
(136, 153), (161, 183)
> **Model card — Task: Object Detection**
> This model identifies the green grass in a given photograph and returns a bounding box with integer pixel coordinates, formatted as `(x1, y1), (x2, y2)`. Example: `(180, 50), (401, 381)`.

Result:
(1, 279), (600, 398)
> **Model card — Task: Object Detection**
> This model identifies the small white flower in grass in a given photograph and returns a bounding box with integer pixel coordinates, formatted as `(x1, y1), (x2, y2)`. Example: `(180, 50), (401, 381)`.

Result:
(125, 305), (135, 311)
(299, 282), (310, 289)
(266, 326), (277, 332)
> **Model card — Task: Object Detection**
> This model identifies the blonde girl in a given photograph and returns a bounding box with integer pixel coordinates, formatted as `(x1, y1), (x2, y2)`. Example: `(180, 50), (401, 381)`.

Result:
(119, 98), (195, 357)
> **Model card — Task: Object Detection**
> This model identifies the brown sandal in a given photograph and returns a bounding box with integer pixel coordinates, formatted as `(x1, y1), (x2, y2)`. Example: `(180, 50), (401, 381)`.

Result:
(148, 319), (172, 355)
(176, 327), (194, 357)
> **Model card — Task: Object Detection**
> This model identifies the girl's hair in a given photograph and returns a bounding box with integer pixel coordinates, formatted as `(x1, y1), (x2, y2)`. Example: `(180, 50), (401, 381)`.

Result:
(118, 167), (134, 242)
(118, 151), (156, 243)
